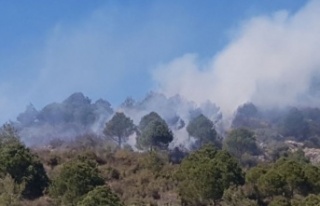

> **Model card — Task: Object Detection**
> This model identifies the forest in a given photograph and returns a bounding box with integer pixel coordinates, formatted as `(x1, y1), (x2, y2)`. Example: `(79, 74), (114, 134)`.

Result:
(1, 92), (320, 206)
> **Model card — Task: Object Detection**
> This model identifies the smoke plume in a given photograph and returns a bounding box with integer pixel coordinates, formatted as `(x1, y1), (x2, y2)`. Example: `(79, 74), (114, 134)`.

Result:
(153, 0), (320, 118)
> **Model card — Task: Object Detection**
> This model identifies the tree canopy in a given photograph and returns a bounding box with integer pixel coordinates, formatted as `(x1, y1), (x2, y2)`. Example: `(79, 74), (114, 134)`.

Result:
(176, 145), (244, 205)
(104, 112), (136, 147)
(77, 186), (123, 206)
(49, 157), (104, 205)
(0, 124), (49, 199)
(136, 112), (173, 150)
(224, 128), (261, 158)
(186, 114), (221, 149)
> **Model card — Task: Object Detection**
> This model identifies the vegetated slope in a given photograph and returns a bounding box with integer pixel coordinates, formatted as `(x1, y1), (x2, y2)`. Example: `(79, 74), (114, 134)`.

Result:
(4, 92), (320, 205)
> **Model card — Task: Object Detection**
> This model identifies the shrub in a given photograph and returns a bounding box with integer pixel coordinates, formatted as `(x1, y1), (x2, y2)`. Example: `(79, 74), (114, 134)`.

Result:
(0, 142), (49, 199)
(0, 174), (24, 206)
(176, 145), (244, 205)
(77, 186), (123, 206)
(49, 158), (104, 205)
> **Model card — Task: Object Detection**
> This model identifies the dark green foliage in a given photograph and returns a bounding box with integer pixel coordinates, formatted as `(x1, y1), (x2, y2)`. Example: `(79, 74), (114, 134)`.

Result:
(186, 114), (221, 149)
(224, 128), (261, 161)
(246, 165), (268, 186)
(104, 112), (136, 147)
(303, 164), (320, 194)
(49, 158), (104, 205)
(275, 159), (306, 197)
(246, 158), (320, 204)
(177, 145), (244, 205)
(137, 112), (173, 150)
(139, 112), (162, 131)
(77, 186), (123, 206)
(0, 128), (49, 199)
(257, 168), (287, 198)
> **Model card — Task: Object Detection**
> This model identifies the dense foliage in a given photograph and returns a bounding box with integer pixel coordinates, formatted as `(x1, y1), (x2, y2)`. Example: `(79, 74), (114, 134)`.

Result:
(77, 186), (123, 206)
(137, 112), (173, 150)
(49, 157), (104, 205)
(0, 125), (49, 200)
(104, 112), (136, 147)
(177, 145), (244, 205)
(186, 114), (221, 149)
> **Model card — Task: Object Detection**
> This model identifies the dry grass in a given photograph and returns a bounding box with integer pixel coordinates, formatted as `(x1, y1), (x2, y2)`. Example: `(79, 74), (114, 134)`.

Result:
(32, 146), (181, 205)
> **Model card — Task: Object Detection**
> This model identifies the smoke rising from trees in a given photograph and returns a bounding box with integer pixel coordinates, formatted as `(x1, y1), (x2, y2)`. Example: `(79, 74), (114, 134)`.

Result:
(154, 0), (320, 118)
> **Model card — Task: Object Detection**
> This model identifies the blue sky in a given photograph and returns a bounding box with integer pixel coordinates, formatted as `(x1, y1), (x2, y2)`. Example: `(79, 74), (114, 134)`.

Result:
(0, 0), (310, 123)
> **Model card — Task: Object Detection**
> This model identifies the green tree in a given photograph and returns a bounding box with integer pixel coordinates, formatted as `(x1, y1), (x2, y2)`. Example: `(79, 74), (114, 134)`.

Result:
(104, 112), (136, 147)
(257, 167), (287, 198)
(176, 145), (244, 205)
(223, 128), (260, 158)
(0, 125), (49, 199)
(186, 114), (221, 149)
(77, 186), (123, 206)
(303, 164), (320, 194)
(137, 112), (173, 150)
(245, 165), (268, 201)
(138, 112), (161, 131)
(275, 159), (306, 197)
(49, 158), (104, 205)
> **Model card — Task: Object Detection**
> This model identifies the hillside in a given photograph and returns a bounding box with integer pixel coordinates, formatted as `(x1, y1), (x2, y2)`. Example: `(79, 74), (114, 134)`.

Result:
(1, 93), (320, 205)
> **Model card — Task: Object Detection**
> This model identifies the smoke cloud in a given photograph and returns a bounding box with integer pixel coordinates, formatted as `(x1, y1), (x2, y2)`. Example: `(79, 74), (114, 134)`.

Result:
(153, 0), (320, 118)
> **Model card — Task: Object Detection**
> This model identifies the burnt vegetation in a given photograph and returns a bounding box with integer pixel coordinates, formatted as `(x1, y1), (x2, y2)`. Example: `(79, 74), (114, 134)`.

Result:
(2, 92), (320, 205)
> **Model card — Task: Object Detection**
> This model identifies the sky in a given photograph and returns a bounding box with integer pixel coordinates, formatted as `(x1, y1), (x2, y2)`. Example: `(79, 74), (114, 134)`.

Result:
(0, 0), (313, 123)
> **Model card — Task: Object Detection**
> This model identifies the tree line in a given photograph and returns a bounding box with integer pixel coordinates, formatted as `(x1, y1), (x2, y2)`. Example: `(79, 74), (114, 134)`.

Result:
(2, 104), (320, 205)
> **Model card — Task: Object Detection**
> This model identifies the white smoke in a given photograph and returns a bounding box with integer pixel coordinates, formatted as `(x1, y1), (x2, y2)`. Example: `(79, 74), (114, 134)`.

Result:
(117, 93), (221, 149)
(153, 0), (320, 118)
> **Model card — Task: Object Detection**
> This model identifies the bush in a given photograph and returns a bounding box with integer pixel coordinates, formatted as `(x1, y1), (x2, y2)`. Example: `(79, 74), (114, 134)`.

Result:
(176, 145), (244, 205)
(0, 142), (49, 199)
(0, 174), (24, 206)
(49, 158), (104, 205)
(77, 186), (123, 206)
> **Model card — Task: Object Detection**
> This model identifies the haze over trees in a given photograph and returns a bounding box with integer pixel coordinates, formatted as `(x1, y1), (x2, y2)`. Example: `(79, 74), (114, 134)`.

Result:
(136, 112), (173, 150)
(3, 92), (320, 205)
(103, 112), (136, 148)
(186, 114), (221, 149)
(224, 128), (261, 163)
